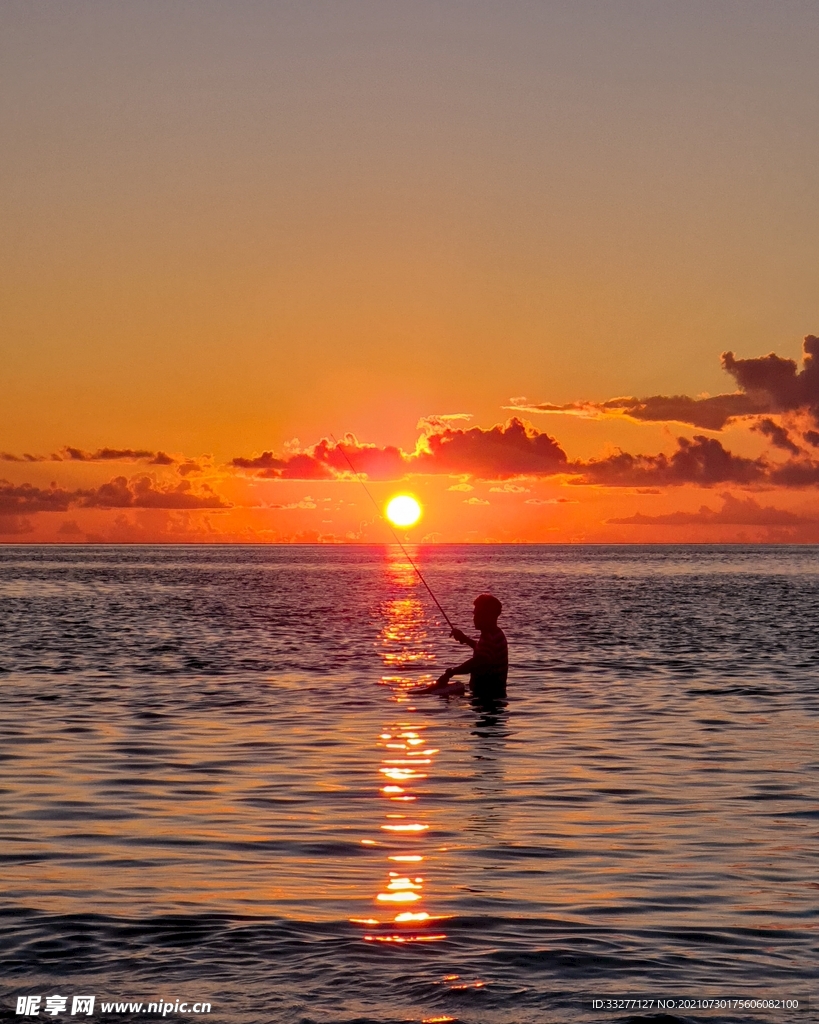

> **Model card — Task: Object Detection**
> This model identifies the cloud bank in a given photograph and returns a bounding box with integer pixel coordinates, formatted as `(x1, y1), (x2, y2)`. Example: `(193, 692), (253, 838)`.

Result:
(233, 421), (819, 489)
(2, 447), (176, 464)
(232, 418), (568, 482)
(7, 333), (819, 546)
(609, 493), (810, 527)
(572, 435), (767, 487)
(0, 477), (229, 514)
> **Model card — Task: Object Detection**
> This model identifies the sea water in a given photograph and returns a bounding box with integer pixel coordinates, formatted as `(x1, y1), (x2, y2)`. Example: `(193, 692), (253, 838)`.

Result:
(0, 545), (816, 1023)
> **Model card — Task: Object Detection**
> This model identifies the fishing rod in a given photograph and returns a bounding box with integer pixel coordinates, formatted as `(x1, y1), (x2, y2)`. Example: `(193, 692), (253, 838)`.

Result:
(330, 434), (455, 631)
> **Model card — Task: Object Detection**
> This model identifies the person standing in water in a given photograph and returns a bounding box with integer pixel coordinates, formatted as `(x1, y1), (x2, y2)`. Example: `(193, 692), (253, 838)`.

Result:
(435, 593), (508, 699)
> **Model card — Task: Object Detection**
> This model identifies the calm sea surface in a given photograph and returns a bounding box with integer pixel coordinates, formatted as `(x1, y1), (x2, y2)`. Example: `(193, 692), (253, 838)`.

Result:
(0, 545), (817, 1024)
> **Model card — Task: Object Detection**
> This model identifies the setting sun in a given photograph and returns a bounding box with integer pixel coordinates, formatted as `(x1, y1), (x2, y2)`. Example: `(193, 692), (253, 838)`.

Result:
(386, 495), (422, 528)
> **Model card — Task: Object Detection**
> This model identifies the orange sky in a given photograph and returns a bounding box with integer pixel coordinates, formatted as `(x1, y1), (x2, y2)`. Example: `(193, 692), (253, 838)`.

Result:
(3, 2), (819, 543)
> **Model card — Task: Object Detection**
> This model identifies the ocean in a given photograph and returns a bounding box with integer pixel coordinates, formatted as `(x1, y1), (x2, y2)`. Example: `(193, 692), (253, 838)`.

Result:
(0, 545), (816, 1024)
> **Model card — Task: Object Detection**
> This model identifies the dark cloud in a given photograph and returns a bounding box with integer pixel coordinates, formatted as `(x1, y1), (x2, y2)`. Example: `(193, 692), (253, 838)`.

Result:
(1, 452), (50, 463)
(232, 418), (567, 482)
(722, 339), (819, 416)
(231, 419), (819, 489)
(802, 430), (819, 448)
(767, 460), (819, 487)
(513, 392), (759, 430)
(232, 449), (335, 480)
(613, 392), (760, 429)
(0, 481), (75, 513)
(62, 446), (162, 462)
(752, 418), (802, 455)
(233, 440), (407, 480)
(0, 476), (229, 513)
(415, 418), (567, 478)
(3, 447), (178, 464)
(511, 334), (819, 430)
(573, 435), (767, 487)
(609, 493), (809, 527)
(81, 477), (230, 510)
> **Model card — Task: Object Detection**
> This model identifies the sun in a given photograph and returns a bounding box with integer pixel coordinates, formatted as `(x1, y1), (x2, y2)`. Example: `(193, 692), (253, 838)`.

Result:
(386, 495), (422, 528)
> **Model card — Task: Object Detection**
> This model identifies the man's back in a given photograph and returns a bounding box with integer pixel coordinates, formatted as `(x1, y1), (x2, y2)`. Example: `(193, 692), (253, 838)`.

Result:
(472, 625), (508, 697)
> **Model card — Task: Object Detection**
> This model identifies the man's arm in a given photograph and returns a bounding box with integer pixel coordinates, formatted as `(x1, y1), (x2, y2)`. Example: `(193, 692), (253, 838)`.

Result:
(451, 628), (477, 649)
(436, 656), (474, 684)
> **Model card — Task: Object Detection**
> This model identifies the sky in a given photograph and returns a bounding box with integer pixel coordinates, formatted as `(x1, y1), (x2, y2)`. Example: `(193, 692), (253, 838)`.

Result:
(2, 0), (819, 543)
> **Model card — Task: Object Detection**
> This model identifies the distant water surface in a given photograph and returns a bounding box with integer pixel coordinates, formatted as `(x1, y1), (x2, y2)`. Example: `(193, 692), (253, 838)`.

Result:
(0, 545), (817, 1023)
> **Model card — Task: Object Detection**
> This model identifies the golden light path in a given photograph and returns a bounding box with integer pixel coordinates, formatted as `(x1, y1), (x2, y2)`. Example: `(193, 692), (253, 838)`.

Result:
(385, 494), (422, 528)
(349, 552), (449, 946)
(347, 551), (489, 1014)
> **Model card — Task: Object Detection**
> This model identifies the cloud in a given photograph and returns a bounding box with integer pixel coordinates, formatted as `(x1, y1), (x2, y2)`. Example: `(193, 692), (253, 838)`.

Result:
(525, 497), (577, 504)
(767, 460), (819, 487)
(416, 413), (473, 430)
(489, 482), (530, 493)
(232, 439), (409, 481)
(231, 450), (331, 480)
(511, 393), (758, 430)
(751, 418), (802, 455)
(2, 446), (177, 465)
(0, 514), (34, 535)
(0, 481), (76, 513)
(722, 341), (819, 418)
(510, 334), (819, 430)
(56, 520), (83, 536)
(269, 498), (318, 510)
(576, 433), (819, 490)
(416, 418), (567, 477)
(88, 510), (233, 545)
(231, 416), (819, 489)
(232, 418), (568, 482)
(1, 452), (50, 463)
(81, 476), (230, 509)
(608, 493), (810, 527)
(464, 497), (490, 505)
(0, 476), (230, 513)
(574, 435), (767, 487)
(62, 446), (161, 462)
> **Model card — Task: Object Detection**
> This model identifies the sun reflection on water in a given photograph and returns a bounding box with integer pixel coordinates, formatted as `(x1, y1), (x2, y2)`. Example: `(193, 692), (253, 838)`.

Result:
(350, 551), (449, 945)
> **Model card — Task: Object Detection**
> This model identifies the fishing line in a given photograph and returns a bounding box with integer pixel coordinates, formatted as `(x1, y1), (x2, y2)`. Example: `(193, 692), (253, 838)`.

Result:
(330, 434), (455, 631)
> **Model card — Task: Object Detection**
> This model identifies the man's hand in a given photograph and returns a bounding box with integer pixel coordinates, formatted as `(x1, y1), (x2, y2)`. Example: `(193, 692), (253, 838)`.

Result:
(450, 628), (471, 645)
(435, 668), (454, 686)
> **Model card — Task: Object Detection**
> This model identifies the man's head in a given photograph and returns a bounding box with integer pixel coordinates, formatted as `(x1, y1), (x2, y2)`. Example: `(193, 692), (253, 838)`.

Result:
(473, 593), (502, 629)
